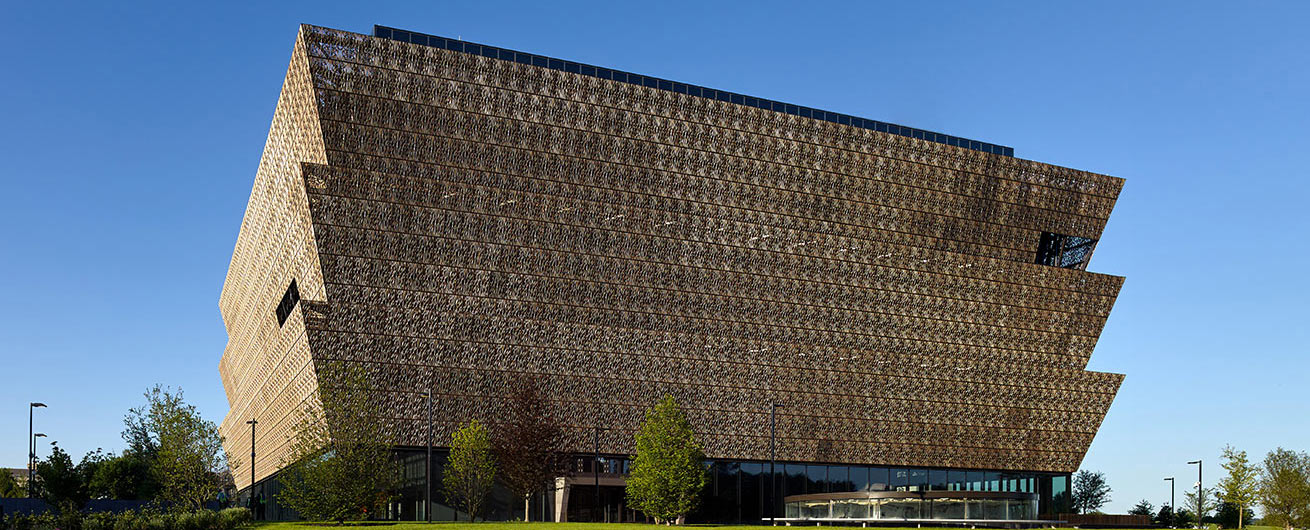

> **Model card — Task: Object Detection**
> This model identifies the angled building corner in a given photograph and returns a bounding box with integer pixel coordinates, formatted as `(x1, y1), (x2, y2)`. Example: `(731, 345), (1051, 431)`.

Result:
(218, 25), (329, 493)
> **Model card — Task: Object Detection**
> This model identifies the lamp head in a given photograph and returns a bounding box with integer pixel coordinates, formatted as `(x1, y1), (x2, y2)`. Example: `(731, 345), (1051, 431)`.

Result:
(1188, 460), (1201, 464)
(246, 419), (258, 425)
(34, 433), (46, 438)
(1164, 477), (1173, 481)
(30, 402), (46, 408)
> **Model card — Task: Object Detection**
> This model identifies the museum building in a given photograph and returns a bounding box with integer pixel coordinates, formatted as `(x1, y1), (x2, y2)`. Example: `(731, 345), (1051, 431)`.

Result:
(217, 23), (1126, 524)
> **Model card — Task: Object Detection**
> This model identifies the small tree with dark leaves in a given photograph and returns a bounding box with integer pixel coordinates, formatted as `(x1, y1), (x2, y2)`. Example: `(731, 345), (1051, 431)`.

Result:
(1072, 470), (1112, 514)
(493, 378), (566, 521)
(1129, 499), (1155, 516)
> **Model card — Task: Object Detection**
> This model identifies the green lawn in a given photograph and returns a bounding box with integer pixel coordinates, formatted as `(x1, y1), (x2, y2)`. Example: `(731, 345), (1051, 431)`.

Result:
(253, 520), (1275, 530)
(256, 525), (771, 530)
(251, 524), (1159, 530)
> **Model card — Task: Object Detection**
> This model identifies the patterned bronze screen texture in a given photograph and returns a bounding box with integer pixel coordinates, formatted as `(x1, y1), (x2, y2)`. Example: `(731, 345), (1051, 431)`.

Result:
(219, 25), (1125, 490)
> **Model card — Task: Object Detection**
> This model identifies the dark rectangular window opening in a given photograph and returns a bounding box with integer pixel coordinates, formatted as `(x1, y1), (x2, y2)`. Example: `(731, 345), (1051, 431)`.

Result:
(1036, 232), (1098, 270)
(276, 279), (301, 326)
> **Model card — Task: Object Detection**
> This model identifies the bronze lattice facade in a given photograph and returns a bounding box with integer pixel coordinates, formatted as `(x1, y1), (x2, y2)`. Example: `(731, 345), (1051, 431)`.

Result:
(218, 24), (1124, 521)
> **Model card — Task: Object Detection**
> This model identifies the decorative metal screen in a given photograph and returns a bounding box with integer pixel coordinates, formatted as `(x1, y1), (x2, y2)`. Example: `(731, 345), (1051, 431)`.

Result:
(218, 24), (1126, 491)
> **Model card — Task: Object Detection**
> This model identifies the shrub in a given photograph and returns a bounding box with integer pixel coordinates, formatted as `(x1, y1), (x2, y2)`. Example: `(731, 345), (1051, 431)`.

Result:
(216, 508), (250, 530)
(0, 509), (250, 530)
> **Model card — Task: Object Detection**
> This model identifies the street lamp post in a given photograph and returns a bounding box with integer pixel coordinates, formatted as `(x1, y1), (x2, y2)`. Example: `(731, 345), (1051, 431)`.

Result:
(1187, 460), (1202, 528)
(28, 402), (46, 497)
(32, 434), (47, 458)
(31, 433), (48, 493)
(246, 418), (258, 517)
(769, 403), (784, 526)
(1164, 477), (1175, 527)
(425, 391), (432, 523)
(594, 426), (601, 523)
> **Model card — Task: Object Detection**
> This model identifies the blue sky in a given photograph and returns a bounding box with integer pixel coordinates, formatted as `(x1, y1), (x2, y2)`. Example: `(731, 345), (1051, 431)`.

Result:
(2, 0), (1306, 514)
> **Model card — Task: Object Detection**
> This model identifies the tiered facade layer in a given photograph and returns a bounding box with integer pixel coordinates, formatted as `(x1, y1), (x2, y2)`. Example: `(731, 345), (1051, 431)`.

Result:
(220, 25), (1124, 490)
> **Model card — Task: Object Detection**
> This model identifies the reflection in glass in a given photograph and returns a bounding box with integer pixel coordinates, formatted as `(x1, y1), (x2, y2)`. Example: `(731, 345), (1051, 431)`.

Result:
(849, 466), (870, 492)
(932, 498), (966, 519)
(890, 468), (908, 491)
(880, 499), (920, 519)
(929, 469), (948, 491)
(909, 469), (929, 492)
(869, 467), (891, 491)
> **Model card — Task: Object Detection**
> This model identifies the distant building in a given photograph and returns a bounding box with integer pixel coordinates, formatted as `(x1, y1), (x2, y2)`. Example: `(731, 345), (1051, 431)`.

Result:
(4, 468), (28, 489)
(219, 24), (1125, 523)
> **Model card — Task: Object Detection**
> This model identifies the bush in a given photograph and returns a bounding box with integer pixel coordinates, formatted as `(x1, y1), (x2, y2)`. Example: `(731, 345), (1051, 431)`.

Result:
(216, 508), (250, 530)
(0, 508), (251, 530)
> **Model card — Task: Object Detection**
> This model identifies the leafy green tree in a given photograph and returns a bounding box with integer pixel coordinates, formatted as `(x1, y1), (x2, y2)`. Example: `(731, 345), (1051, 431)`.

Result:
(277, 361), (401, 522)
(0, 469), (23, 498)
(443, 419), (497, 522)
(625, 395), (708, 524)
(1186, 486), (1218, 525)
(1155, 504), (1176, 527)
(127, 385), (226, 510)
(492, 378), (566, 521)
(1218, 445), (1260, 529)
(1259, 448), (1310, 530)
(1175, 508), (1198, 528)
(1216, 499), (1257, 529)
(89, 452), (159, 500)
(1072, 470), (1112, 514)
(1129, 499), (1155, 516)
(33, 444), (103, 511)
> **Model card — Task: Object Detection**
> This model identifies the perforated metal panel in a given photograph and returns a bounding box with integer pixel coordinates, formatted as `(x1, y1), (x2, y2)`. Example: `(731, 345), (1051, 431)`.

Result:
(219, 25), (1125, 490)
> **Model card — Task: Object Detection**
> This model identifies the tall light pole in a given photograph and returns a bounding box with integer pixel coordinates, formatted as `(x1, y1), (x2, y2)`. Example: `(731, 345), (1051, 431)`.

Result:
(246, 418), (258, 516)
(1164, 477), (1175, 527)
(31, 433), (48, 494)
(425, 391), (432, 523)
(769, 403), (784, 526)
(1187, 460), (1202, 527)
(28, 402), (46, 497)
(593, 426), (601, 523)
(32, 434), (47, 459)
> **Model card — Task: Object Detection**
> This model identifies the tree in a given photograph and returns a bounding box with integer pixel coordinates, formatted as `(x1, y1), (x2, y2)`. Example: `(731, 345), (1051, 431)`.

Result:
(1186, 486), (1218, 525)
(1218, 445), (1260, 529)
(1216, 498), (1257, 529)
(129, 386), (226, 510)
(1129, 499), (1155, 516)
(1155, 504), (1176, 527)
(626, 395), (708, 524)
(1259, 448), (1310, 530)
(0, 469), (23, 498)
(33, 444), (103, 511)
(443, 419), (497, 522)
(89, 452), (159, 500)
(277, 361), (401, 522)
(1175, 508), (1198, 528)
(492, 377), (566, 521)
(1072, 470), (1112, 514)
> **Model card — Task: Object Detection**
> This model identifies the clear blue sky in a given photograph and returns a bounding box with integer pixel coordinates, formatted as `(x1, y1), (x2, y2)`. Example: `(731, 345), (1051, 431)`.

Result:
(2, 0), (1306, 514)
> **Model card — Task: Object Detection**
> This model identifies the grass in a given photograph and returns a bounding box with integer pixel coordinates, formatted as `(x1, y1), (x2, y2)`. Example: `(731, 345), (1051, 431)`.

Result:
(256, 525), (772, 530)
(252, 520), (1168, 528)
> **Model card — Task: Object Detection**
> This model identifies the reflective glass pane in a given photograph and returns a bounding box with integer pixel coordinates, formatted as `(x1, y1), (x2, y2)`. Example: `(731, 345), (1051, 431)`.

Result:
(890, 468), (909, 491)
(909, 469), (929, 491)
(849, 466), (870, 492)
(807, 465), (827, 493)
(869, 467), (890, 491)
(929, 469), (948, 491)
